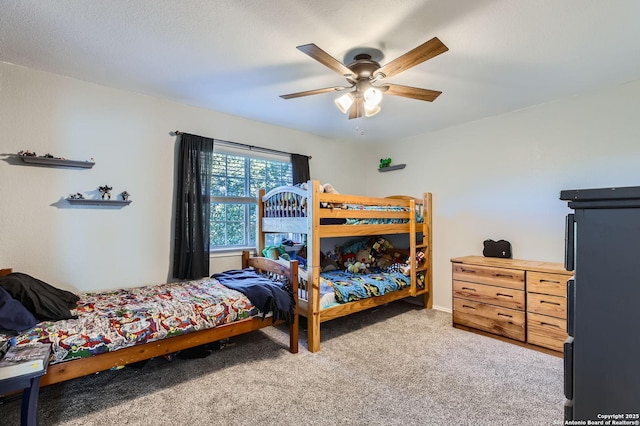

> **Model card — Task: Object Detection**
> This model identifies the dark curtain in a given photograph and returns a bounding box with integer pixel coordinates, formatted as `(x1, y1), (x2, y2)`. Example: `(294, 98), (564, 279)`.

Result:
(291, 154), (310, 185)
(173, 133), (214, 279)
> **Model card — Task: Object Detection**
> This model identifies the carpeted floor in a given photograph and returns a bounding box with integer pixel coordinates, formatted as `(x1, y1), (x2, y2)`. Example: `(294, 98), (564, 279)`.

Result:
(0, 303), (564, 425)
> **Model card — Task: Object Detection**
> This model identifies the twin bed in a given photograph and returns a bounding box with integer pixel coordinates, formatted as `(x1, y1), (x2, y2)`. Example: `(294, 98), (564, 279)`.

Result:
(259, 180), (433, 352)
(1, 253), (298, 387)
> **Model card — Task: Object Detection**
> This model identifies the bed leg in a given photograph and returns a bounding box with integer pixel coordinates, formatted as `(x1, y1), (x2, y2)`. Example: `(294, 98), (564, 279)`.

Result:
(307, 313), (321, 352)
(289, 317), (299, 354)
(424, 290), (433, 309)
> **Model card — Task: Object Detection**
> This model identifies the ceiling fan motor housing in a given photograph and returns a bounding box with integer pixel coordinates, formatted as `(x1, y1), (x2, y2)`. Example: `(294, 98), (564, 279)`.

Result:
(347, 54), (382, 81)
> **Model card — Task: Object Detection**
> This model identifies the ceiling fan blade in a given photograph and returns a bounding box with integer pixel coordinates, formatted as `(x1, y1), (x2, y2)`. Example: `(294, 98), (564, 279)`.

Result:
(297, 44), (354, 78)
(382, 84), (442, 102)
(374, 37), (448, 80)
(280, 86), (348, 99)
(348, 97), (364, 120)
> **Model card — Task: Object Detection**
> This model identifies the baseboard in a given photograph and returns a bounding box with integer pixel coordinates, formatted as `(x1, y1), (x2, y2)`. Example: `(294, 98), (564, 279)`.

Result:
(402, 297), (452, 313)
(432, 305), (452, 313)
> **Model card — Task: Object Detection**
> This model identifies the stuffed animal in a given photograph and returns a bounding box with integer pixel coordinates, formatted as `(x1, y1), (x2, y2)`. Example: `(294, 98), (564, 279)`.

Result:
(347, 261), (370, 274)
(327, 245), (342, 263)
(347, 261), (361, 273)
(320, 183), (341, 208)
(322, 183), (339, 194)
(342, 239), (368, 255)
(376, 253), (393, 269)
(342, 253), (356, 269)
(320, 251), (339, 272)
(399, 251), (426, 275)
(401, 263), (411, 276)
(369, 236), (393, 265)
(355, 248), (374, 267)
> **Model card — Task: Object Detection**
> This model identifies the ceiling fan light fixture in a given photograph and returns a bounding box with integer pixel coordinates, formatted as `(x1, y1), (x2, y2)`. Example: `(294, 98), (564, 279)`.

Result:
(363, 87), (383, 108)
(335, 92), (354, 114)
(364, 103), (381, 117)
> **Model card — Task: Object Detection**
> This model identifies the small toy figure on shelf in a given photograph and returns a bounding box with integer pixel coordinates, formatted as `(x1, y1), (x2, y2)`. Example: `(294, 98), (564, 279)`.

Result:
(43, 153), (65, 159)
(99, 185), (113, 200)
(120, 191), (130, 201)
(379, 158), (392, 169)
(69, 193), (84, 199)
(18, 150), (37, 156)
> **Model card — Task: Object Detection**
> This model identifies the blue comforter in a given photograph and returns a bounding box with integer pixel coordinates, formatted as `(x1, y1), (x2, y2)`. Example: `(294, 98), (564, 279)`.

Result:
(212, 268), (294, 323)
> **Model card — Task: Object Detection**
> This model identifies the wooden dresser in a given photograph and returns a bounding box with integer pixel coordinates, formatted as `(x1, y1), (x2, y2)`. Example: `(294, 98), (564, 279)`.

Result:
(451, 256), (572, 353)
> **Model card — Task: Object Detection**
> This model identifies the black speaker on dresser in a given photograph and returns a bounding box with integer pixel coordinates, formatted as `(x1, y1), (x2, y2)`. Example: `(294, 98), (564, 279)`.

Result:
(560, 186), (640, 421)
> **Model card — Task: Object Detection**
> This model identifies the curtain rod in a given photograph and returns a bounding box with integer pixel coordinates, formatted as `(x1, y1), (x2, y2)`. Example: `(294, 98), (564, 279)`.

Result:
(173, 131), (311, 159)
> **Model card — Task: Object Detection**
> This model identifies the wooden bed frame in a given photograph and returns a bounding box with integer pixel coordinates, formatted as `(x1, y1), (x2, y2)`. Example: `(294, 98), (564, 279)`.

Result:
(258, 180), (432, 352)
(37, 252), (298, 386)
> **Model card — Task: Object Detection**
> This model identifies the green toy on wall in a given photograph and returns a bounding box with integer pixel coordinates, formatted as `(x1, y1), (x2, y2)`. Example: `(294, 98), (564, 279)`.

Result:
(379, 158), (392, 169)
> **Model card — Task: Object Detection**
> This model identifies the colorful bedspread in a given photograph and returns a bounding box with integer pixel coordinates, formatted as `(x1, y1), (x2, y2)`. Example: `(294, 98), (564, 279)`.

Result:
(319, 270), (411, 303)
(6, 278), (257, 364)
(339, 205), (424, 225)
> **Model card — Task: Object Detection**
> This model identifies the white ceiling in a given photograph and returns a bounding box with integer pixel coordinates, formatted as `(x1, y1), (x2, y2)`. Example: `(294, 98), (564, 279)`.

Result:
(2, 0), (640, 143)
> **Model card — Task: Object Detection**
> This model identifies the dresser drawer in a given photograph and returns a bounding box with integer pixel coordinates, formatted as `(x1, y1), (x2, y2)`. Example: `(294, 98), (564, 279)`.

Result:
(452, 263), (524, 290)
(527, 292), (566, 319)
(527, 312), (567, 352)
(453, 280), (525, 310)
(453, 298), (525, 341)
(527, 271), (569, 297)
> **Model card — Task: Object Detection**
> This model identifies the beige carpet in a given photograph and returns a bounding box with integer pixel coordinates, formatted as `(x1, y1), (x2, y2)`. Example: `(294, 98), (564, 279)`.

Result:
(0, 302), (563, 425)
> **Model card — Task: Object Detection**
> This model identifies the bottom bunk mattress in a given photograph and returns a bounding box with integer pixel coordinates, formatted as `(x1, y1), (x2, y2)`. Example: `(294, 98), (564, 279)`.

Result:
(5, 277), (261, 364)
(318, 270), (412, 306)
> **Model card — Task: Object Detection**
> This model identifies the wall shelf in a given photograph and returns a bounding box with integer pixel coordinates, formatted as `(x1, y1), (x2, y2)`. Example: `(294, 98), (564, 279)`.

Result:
(21, 156), (95, 169)
(66, 199), (131, 206)
(378, 164), (406, 172)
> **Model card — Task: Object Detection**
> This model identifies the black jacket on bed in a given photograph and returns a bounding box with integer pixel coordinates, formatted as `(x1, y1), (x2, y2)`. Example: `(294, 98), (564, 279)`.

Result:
(0, 273), (79, 321)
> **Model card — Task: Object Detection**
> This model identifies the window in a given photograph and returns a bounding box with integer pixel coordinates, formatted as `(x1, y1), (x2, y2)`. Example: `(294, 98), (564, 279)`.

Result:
(210, 151), (293, 250)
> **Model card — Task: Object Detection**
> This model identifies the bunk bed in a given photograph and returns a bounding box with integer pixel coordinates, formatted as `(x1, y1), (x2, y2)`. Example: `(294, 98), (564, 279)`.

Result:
(0, 252), (298, 386)
(258, 180), (432, 352)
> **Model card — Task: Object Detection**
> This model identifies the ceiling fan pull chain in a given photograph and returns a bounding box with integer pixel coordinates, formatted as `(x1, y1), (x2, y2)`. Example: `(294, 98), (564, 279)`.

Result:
(355, 101), (365, 135)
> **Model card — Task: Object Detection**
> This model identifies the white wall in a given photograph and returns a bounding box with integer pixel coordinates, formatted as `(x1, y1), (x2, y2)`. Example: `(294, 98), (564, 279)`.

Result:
(0, 63), (361, 292)
(4, 61), (640, 310)
(364, 79), (640, 311)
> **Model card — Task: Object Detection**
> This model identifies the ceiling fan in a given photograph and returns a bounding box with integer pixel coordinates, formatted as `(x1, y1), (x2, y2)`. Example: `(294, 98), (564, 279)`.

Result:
(280, 37), (448, 119)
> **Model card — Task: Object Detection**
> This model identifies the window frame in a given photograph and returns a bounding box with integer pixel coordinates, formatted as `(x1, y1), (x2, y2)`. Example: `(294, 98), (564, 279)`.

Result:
(209, 149), (293, 252)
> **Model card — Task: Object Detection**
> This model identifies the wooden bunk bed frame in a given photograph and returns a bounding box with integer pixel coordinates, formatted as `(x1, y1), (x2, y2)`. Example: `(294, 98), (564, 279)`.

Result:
(258, 180), (432, 352)
(36, 252), (298, 386)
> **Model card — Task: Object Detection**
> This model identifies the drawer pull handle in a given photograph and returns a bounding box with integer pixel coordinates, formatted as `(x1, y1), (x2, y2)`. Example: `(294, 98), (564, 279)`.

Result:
(462, 304), (476, 310)
(540, 300), (561, 306)
(497, 313), (513, 318)
(541, 322), (561, 329)
(461, 287), (477, 292)
(496, 293), (514, 298)
(540, 279), (561, 284)
(495, 273), (514, 278)
(460, 268), (476, 273)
